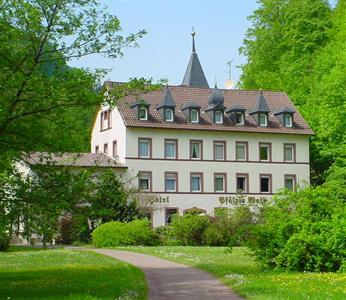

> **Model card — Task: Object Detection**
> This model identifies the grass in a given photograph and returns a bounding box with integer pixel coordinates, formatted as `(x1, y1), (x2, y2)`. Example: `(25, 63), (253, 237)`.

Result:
(0, 247), (147, 300)
(117, 246), (346, 300)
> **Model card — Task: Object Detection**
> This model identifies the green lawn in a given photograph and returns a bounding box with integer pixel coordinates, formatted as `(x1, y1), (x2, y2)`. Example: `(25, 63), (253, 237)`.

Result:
(0, 247), (147, 300)
(118, 246), (346, 300)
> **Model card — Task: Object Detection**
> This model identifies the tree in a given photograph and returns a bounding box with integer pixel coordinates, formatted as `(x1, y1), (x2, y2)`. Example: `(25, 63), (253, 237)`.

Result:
(239, 0), (346, 182)
(0, 0), (155, 161)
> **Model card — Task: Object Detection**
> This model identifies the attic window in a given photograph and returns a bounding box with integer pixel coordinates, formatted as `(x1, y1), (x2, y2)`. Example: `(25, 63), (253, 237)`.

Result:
(259, 113), (267, 127)
(165, 108), (174, 122)
(190, 109), (199, 123)
(214, 111), (223, 124)
(284, 114), (292, 127)
(236, 112), (244, 125)
(139, 107), (148, 120)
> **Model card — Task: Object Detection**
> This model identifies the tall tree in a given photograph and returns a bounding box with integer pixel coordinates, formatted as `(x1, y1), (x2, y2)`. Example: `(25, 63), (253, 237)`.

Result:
(0, 0), (152, 159)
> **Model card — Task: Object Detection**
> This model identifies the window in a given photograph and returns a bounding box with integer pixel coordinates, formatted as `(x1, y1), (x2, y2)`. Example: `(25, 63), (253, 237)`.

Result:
(284, 144), (295, 162)
(236, 174), (249, 193)
(190, 109), (199, 123)
(260, 174), (271, 193)
(139, 107), (148, 120)
(100, 110), (111, 130)
(214, 111), (223, 124)
(259, 113), (267, 126)
(138, 172), (151, 192)
(190, 173), (203, 192)
(284, 114), (293, 127)
(190, 140), (202, 160)
(285, 175), (296, 191)
(112, 141), (117, 158)
(103, 143), (108, 154)
(236, 142), (248, 161)
(165, 208), (178, 225)
(214, 141), (225, 160)
(95, 145), (99, 153)
(165, 173), (178, 192)
(214, 173), (226, 193)
(236, 112), (244, 125)
(164, 139), (177, 159)
(138, 138), (151, 158)
(259, 143), (271, 161)
(164, 108), (174, 121)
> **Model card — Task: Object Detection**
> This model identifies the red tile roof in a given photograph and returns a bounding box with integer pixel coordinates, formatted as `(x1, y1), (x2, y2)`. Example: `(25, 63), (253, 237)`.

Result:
(107, 82), (313, 135)
(25, 152), (127, 168)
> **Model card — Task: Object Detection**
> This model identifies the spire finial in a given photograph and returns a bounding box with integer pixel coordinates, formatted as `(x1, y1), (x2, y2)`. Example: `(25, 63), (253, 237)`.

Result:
(191, 27), (196, 52)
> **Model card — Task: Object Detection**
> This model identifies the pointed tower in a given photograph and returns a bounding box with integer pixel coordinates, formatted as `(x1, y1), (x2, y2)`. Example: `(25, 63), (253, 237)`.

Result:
(181, 29), (209, 88)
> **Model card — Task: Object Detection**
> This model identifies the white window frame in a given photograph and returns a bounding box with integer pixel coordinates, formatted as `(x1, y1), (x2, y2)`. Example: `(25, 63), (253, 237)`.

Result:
(284, 144), (295, 162)
(260, 175), (271, 193)
(138, 138), (151, 158)
(214, 111), (223, 124)
(139, 107), (148, 120)
(284, 175), (296, 191)
(236, 142), (247, 161)
(164, 108), (174, 122)
(214, 174), (226, 193)
(284, 114), (293, 127)
(164, 140), (177, 159)
(190, 109), (199, 123)
(190, 173), (202, 192)
(236, 174), (248, 193)
(214, 142), (225, 160)
(259, 113), (267, 127)
(138, 172), (151, 192)
(165, 173), (177, 192)
(190, 140), (202, 160)
(259, 143), (271, 162)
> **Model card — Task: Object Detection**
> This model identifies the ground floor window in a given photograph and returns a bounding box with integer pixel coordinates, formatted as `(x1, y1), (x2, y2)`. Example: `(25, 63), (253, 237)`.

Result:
(190, 173), (203, 192)
(214, 173), (226, 192)
(260, 174), (272, 193)
(236, 173), (249, 193)
(284, 174), (296, 191)
(165, 208), (178, 225)
(138, 172), (152, 192)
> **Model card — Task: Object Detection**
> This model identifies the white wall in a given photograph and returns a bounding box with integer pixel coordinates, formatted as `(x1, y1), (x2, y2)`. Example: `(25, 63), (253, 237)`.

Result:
(91, 107), (127, 163)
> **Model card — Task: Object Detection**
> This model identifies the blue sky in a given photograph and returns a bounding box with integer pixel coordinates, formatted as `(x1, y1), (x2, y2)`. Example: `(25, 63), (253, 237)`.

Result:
(69, 0), (337, 88)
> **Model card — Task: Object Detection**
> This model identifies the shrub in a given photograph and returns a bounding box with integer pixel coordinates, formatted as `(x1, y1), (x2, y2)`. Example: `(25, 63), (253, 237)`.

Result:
(247, 183), (346, 272)
(92, 219), (158, 247)
(168, 214), (211, 246)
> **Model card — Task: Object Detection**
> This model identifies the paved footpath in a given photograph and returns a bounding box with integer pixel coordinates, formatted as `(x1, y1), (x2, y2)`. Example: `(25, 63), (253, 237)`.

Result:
(93, 249), (243, 300)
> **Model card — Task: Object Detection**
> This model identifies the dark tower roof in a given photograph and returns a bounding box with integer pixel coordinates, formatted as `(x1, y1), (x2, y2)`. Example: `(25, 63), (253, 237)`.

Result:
(181, 30), (209, 89)
(249, 90), (270, 114)
(208, 83), (224, 105)
(156, 85), (176, 109)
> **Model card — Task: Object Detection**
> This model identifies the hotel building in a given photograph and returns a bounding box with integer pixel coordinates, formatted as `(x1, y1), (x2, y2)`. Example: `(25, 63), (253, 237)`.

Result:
(91, 33), (313, 227)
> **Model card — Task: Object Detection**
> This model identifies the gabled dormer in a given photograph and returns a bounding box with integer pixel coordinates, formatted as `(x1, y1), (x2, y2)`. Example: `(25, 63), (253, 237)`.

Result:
(273, 106), (295, 128)
(225, 104), (246, 125)
(205, 84), (226, 124)
(156, 85), (176, 122)
(181, 101), (201, 123)
(249, 90), (270, 127)
(130, 99), (150, 121)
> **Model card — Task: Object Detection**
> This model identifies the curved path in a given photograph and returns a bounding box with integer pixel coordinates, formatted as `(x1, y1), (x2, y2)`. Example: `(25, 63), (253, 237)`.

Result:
(93, 249), (243, 300)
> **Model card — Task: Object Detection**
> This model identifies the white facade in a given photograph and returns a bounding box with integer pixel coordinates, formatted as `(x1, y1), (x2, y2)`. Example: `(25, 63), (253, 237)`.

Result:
(91, 106), (310, 227)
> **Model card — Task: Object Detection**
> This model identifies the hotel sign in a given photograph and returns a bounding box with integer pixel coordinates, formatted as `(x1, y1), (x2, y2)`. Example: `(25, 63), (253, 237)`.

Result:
(219, 196), (267, 206)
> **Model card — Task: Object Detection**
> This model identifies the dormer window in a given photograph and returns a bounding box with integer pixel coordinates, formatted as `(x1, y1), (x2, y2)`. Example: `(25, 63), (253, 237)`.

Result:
(139, 107), (148, 120)
(236, 112), (244, 125)
(214, 111), (223, 124)
(190, 109), (199, 123)
(284, 114), (292, 127)
(259, 113), (267, 127)
(164, 108), (174, 122)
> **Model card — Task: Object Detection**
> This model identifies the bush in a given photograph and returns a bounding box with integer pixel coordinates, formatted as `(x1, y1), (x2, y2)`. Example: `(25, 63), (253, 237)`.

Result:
(92, 219), (158, 247)
(247, 182), (346, 272)
(168, 214), (211, 246)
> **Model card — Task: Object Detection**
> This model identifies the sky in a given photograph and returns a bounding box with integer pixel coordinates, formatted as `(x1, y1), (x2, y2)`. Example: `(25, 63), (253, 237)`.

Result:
(69, 0), (337, 88)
